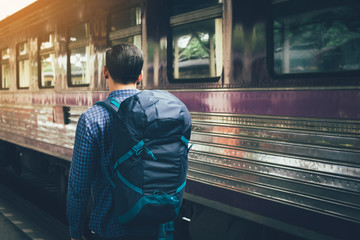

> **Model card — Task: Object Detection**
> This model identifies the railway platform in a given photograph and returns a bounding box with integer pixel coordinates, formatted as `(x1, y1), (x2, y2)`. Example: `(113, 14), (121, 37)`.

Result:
(0, 183), (68, 240)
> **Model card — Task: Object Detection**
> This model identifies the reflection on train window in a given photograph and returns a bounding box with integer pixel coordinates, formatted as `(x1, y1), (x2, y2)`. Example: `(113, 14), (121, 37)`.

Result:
(109, 6), (142, 49)
(110, 7), (141, 31)
(111, 35), (141, 49)
(17, 42), (30, 88)
(170, 1), (222, 80)
(39, 33), (55, 88)
(0, 48), (10, 89)
(70, 47), (90, 85)
(40, 33), (54, 50)
(273, 1), (360, 75)
(70, 24), (90, 42)
(68, 23), (90, 86)
(172, 19), (222, 79)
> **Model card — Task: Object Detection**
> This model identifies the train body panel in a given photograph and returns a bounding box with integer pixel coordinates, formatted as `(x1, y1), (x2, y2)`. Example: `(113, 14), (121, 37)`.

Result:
(183, 109), (360, 239)
(0, 0), (359, 239)
(173, 90), (360, 120)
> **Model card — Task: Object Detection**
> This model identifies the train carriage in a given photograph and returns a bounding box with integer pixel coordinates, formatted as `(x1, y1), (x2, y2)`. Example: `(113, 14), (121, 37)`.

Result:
(0, 0), (359, 239)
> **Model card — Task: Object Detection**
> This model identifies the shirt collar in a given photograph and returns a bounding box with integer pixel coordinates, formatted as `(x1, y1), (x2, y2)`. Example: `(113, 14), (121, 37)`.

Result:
(108, 89), (140, 100)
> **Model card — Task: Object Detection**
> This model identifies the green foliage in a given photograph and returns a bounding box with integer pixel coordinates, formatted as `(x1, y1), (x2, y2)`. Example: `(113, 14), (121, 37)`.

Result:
(178, 32), (211, 60)
(275, 5), (360, 50)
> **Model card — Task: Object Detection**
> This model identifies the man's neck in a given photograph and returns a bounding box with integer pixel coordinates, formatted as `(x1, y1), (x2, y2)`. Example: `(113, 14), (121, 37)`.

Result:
(109, 82), (137, 92)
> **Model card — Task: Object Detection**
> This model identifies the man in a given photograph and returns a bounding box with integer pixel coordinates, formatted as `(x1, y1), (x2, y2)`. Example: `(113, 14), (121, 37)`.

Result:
(67, 43), (159, 240)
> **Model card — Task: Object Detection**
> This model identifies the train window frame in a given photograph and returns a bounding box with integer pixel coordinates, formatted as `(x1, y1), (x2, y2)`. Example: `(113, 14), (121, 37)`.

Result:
(108, 5), (142, 49)
(0, 48), (10, 90)
(171, 0), (222, 16)
(268, 0), (360, 80)
(16, 41), (30, 89)
(168, 2), (223, 83)
(38, 33), (56, 89)
(67, 22), (91, 87)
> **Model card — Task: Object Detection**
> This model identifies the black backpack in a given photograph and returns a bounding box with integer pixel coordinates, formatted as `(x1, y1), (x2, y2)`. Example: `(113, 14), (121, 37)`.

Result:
(96, 90), (192, 225)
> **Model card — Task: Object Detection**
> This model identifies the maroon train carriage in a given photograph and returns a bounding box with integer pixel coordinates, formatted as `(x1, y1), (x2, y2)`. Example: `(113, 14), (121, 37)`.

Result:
(0, 0), (359, 239)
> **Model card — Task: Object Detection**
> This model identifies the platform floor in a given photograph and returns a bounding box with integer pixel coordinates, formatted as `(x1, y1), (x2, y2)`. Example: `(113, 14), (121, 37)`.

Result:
(0, 183), (68, 240)
(0, 212), (31, 240)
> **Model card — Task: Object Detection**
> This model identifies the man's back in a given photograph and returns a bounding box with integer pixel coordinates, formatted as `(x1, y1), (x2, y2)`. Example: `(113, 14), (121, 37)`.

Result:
(67, 89), (158, 239)
(67, 43), (163, 240)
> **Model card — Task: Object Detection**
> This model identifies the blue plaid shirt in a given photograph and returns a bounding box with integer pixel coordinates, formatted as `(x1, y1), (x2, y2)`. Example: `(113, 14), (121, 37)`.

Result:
(67, 89), (158, 239)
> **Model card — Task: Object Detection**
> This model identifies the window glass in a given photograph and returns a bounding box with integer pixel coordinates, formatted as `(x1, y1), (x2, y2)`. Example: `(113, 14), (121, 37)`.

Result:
(1, 64), (10, 89)
(70, 23), (90, 42)
(40, 54), (56, 87)
(110, 7), (141, 31)
(110, 35), (142, 49)
(17, 42), (30, 88)
(1, 48), (9, 59)
(69, 23), (90, 86)
(18, 42), (28, 56)
(39, 33), (55, 87)
(70, 46), (90, 85)
(273, 2), (360, 74)
(1, 48), (10, 89)
(109, 6), (142, 49)
(40, 33), (54, 50)
(19, 59), (30, 88)
(172, 18), (222, 79)
(172, 0), (222, 15)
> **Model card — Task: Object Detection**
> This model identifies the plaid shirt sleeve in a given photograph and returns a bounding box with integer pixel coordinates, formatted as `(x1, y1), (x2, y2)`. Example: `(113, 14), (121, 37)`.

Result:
(67, 112), (98, 239)
(66, 89), (145, 239)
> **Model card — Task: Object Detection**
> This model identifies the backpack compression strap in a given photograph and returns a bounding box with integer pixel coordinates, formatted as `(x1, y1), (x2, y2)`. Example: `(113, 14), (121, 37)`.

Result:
(158, 221), (175, 240)
(113, 140), (145, 171)
(181, 136), (193, 151)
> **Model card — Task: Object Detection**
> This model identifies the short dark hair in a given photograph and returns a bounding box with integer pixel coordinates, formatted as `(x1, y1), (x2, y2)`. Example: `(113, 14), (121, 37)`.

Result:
(105, 43), (144, 84)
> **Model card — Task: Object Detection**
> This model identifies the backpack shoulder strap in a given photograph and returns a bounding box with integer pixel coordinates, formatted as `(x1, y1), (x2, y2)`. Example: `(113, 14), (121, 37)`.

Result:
(94, 97), (120, 187)
(95, 97), (120, 114)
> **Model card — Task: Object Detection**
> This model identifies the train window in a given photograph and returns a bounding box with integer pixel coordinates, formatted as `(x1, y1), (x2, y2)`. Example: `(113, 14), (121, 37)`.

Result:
(172, 0), (222, 15)
(0, 48), (10, 90)
(271, 0), (360, 75)
(170, 1), (223, 81)
(39, 33), (55, 88)
(17, 42), (30, 89)
(70, 24), (90, 42)
(68, 23), (91, 86)
(109, 6), (142, 49)
(111, 35), (141, 49)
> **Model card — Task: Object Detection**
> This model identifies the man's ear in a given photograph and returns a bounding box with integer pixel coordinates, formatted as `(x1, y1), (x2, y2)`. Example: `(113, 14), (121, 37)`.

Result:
(103, 66), (109, 79)
(137, 70), (143, 83)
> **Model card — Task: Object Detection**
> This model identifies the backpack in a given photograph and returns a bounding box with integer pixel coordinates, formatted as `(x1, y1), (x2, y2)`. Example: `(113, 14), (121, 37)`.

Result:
(96, 90), (192, 226)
